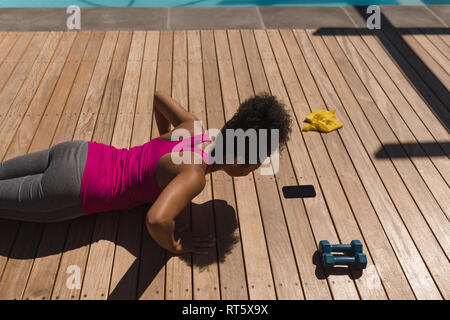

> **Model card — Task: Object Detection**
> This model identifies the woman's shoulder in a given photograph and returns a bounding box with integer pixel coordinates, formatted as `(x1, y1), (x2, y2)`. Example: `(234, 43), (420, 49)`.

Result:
(156, 147), (207, 193)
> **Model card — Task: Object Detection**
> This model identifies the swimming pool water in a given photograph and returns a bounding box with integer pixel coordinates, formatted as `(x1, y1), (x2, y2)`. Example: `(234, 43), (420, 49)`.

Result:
(0, 0), (449, 8)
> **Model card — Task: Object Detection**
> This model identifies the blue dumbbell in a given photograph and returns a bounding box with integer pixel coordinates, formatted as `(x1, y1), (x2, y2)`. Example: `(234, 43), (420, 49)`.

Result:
(320, 240), (363, 254)
(319, 240), (367, 269)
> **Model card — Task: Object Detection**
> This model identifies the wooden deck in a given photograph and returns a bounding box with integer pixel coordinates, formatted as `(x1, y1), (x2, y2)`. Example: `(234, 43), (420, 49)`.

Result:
(0, 29), (449, 300)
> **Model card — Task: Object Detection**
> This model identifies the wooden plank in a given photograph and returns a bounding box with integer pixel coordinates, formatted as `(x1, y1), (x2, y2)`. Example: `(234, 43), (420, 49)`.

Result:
(139, 30), (173, 300)
(72, 31), (120, 142)
(5, 32), (78, 164)
(91, 32), (133, 145)
(338, 30), (450, 255)
(0, 32), (33, 97)
(422, 29), (450, 61)
(0, 32), (5, 47)
(375, 30), (450, 129)
(209, 171), (249, 301)
(1, 31), (80, 300)
(108, 30), (146, 300)
(21, 32), (92, 300)
(134, 31), (166, 301)
(0, 32), (40, 117)
(0, 32), (62, 158)
(0, 223), (44, 299)
(330, 30), (449, 297)
(0, 219), (20, 282)
(255, 29), (361, 300)
(229, 30), (304, 300)
(382, 30), (449, 111)
(277, 148), (332, 298)
(190, 169), (220, 300)
(29, 32), (106, 301)
(191, 179), (219, 300)
(130, 31), (158, 149)
(80, 31), (133, 300)
(310, 28), (443, 299)
(188, 30), (248, 300)
(437, 31), (450, 47)
(200, 29), (252, 300)
(399, 30), (450, 91)
(49, 31), (106, 145)
(268, 30), (356, 299)
(267, 29), (387, 299)
(50, 31), (118, 300)
(348, 31), (450, 203)
(164, 30), (195, 301)
(0, 32), (33, 292)
(0, 33), (20, 68)
(240, 28), (331, 300)
(0, 32), (62, 296)
(198, 31), (248, 300)
(0, 32), (66, 300)
(360, 31), (450, 158)
(4, 32), (77, 300)
(2, 28), (446, 301)
(282, 29), (413, 300)
(202, 29), (276, 300)
(151, 30), (175, 301)
(26, 31), (92, 151)
(0, 14), (21, 238)
(185, 29), (219, 300)
(410, 28), (450, 73)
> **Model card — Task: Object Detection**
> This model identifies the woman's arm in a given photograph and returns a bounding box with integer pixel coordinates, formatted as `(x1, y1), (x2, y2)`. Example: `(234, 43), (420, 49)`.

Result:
(145, 168), (214, 254)
(153, 91), (198, 135)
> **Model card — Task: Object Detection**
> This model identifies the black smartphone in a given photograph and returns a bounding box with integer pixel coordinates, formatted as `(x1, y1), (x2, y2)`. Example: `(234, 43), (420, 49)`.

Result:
(282, 185), (316, 198)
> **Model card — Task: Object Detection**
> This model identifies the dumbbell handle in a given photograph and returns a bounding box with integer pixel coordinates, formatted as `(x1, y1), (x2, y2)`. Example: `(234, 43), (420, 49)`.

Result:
(323, 254), (358, 266)
(332, 256), (356, 265)
(329, 244), (353, 252)
(322, 253), (367, 268)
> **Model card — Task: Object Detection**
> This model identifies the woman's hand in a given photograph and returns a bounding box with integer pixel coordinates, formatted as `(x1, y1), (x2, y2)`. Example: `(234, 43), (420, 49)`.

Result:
(171, 224), (216, 255)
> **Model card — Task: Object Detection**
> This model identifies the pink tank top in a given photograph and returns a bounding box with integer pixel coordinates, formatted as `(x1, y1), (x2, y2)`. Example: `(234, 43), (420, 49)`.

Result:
(79, 134), (211, 215)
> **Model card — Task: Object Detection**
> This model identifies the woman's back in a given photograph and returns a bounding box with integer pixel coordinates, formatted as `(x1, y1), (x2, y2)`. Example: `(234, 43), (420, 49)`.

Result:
(80, 133), (211, 215)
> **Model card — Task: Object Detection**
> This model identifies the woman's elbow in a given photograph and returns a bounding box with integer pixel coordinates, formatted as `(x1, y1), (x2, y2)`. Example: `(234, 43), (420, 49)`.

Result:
(145, 216), (164, 238)
(146, 215), (162, 227)
(146, 213), (171, 229)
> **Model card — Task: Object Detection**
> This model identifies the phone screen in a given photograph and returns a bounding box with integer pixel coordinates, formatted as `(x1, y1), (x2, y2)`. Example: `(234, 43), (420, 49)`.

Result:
(282, 185), (316, 198)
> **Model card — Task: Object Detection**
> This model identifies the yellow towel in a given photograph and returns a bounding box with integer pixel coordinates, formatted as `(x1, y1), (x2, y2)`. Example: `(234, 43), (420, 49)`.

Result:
(302, 109), (344, 133)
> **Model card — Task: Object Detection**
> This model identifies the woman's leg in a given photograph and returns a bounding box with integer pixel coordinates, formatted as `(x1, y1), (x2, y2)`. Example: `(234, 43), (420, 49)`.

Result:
(0, 140), (89, 223)
(0, 148), (50, 180)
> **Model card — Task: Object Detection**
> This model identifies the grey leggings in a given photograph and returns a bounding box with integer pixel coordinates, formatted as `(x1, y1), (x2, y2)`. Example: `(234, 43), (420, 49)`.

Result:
(0, 140), (89, 223)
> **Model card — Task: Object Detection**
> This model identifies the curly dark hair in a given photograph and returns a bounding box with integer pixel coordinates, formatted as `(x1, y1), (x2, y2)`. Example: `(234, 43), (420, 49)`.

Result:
(212, 92), (292, 164)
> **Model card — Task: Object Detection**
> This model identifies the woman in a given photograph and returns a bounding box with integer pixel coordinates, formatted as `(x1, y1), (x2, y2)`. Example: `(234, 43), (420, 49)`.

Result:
(0, 91), (292, 255)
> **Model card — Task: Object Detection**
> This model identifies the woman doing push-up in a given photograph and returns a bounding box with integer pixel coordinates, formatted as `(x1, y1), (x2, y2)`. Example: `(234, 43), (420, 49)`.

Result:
(0, 91), (292, 255)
